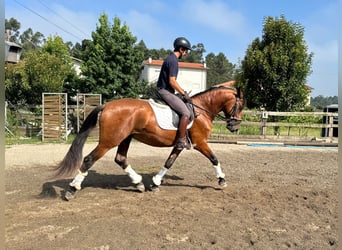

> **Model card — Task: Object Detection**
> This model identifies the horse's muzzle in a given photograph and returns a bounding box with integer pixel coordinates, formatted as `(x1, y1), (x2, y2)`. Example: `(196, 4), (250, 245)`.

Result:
(226, 117), (242, 132)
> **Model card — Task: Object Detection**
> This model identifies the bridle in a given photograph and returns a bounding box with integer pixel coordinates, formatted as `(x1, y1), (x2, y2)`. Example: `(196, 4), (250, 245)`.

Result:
(225, 96), (242, 129)
(191, 93), (242, 127)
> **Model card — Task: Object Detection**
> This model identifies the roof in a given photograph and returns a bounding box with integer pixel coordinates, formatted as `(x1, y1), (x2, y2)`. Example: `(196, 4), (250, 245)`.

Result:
(143, 59), (207, 70)
(5, 41), (22, 48)
(305, 85), (313, 91)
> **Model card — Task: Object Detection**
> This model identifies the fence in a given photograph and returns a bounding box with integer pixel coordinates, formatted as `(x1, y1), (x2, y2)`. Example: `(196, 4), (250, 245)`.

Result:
(42, 93), (68, 141)
(6, 105), (338, 143)
(76, 93), (102, 137)
(211, 110), (338, 143)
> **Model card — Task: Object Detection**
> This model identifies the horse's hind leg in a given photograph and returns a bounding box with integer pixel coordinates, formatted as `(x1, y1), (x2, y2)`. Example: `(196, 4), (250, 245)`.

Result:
(114, 136), (145, 192)
(65, 144), (110, 200)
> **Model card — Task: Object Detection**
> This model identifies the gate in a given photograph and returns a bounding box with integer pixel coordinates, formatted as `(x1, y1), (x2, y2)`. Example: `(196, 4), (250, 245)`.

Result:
(42, 93), (68, 141)
(76, 94), (102, 138)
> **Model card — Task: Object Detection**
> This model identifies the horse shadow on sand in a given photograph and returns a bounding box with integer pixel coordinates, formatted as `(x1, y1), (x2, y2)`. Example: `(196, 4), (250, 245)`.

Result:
(38, 170), (221, 200)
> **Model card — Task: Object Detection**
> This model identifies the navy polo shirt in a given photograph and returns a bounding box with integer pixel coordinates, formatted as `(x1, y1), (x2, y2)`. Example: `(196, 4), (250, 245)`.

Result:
(157, 53), (179, 93)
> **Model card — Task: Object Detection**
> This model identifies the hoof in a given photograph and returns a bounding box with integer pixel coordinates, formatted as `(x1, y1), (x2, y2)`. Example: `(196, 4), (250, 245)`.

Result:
(63, 186), (77, 201)
(149, 184), (160, 192)
(218, 177), (227, 188)
(135, 182), (145, 192)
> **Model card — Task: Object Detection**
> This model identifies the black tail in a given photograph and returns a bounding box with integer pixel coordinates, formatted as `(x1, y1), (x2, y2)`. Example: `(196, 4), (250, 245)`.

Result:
(52, 105), (104, 179)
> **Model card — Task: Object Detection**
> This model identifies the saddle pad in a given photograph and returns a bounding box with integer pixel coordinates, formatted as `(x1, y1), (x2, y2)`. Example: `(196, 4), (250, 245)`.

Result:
(148, 99), (193, 130)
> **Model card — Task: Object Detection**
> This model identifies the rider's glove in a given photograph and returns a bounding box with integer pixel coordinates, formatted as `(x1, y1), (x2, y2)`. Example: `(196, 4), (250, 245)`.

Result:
(182, 91), (192, 104)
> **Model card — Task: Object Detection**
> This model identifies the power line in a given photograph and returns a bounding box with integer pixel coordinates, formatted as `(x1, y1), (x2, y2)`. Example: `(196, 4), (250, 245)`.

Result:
(37, 0), (89, 37)
(12, 0), (84, 41)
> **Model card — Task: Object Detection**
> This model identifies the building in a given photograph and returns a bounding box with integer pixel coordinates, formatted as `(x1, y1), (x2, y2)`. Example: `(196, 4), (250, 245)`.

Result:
(139, 58), (208, 94)
(71, 57), (82, 76)
(5, 41), (22, 64)
(305, 85), (313, 105)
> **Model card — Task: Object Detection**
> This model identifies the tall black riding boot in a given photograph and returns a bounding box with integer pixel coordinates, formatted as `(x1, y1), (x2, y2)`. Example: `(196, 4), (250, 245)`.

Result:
(175, 116), (191, 150)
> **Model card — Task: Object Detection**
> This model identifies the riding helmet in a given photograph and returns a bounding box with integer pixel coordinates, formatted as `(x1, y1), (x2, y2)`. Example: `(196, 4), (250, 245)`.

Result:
(173, 37), (192, 51)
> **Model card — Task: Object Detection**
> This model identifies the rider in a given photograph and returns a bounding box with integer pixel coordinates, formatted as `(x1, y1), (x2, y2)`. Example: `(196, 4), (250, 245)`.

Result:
(157, 37), (192, 150)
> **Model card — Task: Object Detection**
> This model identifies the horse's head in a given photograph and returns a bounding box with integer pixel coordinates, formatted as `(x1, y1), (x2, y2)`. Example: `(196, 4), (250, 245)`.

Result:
(222, 87), (245, 132)
(192, 82), (245, 132)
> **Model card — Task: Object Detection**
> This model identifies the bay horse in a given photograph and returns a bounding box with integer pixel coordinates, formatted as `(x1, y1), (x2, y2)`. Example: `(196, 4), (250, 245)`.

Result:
(54, 81), (245, 200)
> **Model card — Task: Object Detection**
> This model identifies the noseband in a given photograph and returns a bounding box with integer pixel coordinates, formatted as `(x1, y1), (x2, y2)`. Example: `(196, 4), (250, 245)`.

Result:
(226, 96), (242, 128)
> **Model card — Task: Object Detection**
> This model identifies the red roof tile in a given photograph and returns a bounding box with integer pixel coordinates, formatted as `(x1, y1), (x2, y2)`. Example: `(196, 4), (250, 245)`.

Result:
(143, 59), (207, 70)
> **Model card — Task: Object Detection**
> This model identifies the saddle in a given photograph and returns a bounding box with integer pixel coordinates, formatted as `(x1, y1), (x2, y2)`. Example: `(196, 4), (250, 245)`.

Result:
(148, 96), (195, 130)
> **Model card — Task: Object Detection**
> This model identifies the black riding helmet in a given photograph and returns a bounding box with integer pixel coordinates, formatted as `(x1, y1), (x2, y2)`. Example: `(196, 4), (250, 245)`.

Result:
(173, 37), (192, 51)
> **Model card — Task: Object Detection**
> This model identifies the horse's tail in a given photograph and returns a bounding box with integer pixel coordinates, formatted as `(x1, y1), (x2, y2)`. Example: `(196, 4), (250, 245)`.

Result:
(52, 105), (104, 179)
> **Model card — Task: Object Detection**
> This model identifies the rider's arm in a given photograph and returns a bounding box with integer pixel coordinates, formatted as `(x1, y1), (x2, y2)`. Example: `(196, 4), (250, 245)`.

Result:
(169, 76), (186, 96)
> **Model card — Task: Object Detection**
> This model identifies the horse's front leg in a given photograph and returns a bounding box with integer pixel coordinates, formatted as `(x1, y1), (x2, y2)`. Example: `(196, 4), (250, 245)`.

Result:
(194, 142), (227, 188)
(115, 136), (145, 192)
(151, 147), (182, 191)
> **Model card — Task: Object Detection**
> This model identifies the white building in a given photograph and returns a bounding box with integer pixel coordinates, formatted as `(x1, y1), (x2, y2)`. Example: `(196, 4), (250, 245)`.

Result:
(139, 58), (208, 94)
(71, 57), (82, 76)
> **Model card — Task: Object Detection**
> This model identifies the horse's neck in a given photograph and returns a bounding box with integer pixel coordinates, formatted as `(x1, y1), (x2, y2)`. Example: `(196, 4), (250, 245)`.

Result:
(194, 92), (230, 119)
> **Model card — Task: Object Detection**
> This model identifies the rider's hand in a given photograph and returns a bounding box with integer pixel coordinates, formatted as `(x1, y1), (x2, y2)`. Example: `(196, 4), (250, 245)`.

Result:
(183, 91), (192, 104)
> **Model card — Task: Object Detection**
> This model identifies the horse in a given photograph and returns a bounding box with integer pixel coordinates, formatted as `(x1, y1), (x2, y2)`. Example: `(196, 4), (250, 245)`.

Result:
(53, 81), (245, 200)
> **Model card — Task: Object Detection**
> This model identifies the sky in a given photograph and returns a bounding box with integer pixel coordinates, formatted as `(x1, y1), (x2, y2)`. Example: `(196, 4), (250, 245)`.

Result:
(5, 0), (339, 97)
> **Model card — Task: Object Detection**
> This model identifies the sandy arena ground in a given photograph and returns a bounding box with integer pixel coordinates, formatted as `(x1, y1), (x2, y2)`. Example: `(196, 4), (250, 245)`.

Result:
(5, 141), (338, 249)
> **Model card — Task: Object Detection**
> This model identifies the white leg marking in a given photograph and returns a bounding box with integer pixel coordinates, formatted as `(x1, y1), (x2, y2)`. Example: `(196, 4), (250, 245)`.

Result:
(124, 165), (142, 184)
(213, 163), (225, 178)
(69, 170), (88, 190)
(152, 167), (168, 186)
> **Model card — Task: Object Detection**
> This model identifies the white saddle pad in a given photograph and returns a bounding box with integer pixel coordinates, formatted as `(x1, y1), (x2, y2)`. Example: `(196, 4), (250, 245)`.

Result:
(148, 99), (193, 130)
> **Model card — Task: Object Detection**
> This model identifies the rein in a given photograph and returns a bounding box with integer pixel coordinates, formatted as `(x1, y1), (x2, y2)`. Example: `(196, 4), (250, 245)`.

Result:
(191, 94), (241, 122)
(192, 103), (226, 121)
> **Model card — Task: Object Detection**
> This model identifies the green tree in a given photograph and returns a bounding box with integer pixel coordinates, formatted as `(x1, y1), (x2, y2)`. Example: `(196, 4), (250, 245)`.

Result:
(5, 51), (70, 104)
(237, 15), (313, 111)
(5, 17), (21, 42)
(80, 14), (146, 101)
(43, 36), (71, 60)
(5, 61), (28, 104)
(22, 51), (73, 104)
(183, 43), (205, 63)
(206, 52), (236, 87)
(146, 48), (171, 60)
(5, 36), (75, 105)
(19, 28), (45, 57)
(311, 95), (338, 110)
(136, 40), (150, 59)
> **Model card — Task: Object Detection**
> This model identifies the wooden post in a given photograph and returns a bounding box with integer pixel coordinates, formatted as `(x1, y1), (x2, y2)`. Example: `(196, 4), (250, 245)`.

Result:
(328, 115), (334, 141)
(261, 112), (268, 138)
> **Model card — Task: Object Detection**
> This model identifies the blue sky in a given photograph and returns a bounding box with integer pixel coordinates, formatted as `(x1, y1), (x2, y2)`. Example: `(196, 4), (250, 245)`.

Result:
(6, 0), (338, 97)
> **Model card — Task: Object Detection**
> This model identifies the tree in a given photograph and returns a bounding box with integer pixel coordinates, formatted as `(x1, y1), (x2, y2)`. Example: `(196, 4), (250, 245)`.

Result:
(19, 28), (45, 58)
(136, 40), (149, 59)
(5, 17), (21, 42)
(147, 48), (171, 60)
(5, 61), (28, 104)
(206, 52), (236, 87)
(43, 36), (71, 59)
(237, 15), (313, 111)
(183, 43), (205, 63)
(311, 95), (338, 110)
(65, 41), (83, 59)
(80, 14), (146, 101)
(5, 36), (75, 105)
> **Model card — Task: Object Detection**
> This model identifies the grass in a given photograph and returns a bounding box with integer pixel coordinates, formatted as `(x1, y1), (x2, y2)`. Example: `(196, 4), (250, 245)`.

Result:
(212, 123), (322, 138)
(6, 119), (324, 145)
